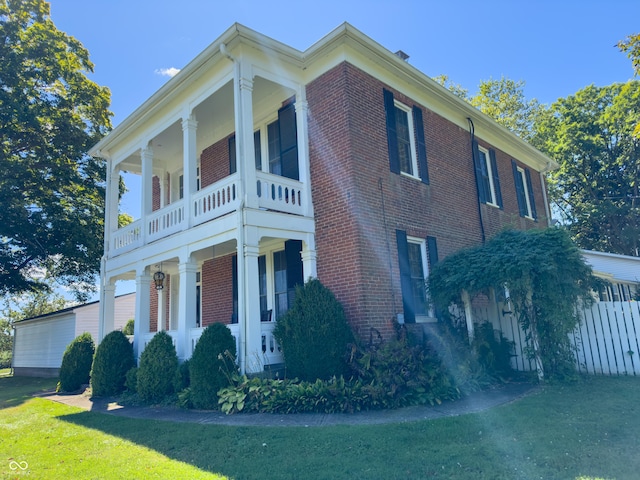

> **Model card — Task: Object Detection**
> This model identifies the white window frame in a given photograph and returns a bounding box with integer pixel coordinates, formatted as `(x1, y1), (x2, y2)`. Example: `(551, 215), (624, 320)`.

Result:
(407, 236), (436, 322)
(516, 166), (534, 219)
(257, 240), (288, 320)
(394, 100), (419, 179)
(478, 145), (498, 207)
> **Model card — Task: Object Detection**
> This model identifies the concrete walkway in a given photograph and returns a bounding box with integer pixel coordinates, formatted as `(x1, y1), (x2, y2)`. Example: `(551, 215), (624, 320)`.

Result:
(39, 382), (539, 427)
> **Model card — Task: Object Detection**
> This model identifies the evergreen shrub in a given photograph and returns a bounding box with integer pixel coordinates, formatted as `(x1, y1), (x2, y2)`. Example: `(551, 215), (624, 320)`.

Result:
(122, 319), (135, 336)
(58, 332), (95, 392)
(189, 323), (237, 409)
(137, 331), (179, 403)
(91, 330), (135, 397)
(273, 279), (354, 381)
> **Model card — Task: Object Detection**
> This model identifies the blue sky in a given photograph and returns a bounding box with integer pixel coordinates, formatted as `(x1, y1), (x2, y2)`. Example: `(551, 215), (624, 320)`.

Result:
(50, 0), (639, 125)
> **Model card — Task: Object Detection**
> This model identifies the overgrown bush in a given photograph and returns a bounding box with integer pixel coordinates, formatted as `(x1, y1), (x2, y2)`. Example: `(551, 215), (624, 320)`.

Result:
(189, 323), (237, 409)
(472, 322), (514, 376)
(122, 319), (135, 336)
(125, 367), (138, 392)
(137, 331), (179, 404)
(91, 330), (135, 397)
(273, 279), (354, 381)
(58, 332), (95, 392)
(429, 228), (597, 381)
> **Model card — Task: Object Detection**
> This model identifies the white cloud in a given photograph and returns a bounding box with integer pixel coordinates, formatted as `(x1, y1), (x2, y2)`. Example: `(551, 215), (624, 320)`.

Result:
(155, 67), (180, 78)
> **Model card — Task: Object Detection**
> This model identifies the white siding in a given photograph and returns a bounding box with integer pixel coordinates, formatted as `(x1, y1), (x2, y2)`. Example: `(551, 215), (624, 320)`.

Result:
(582, 250), (640, 284)
(13, 314), (75, 369)
(74, 293), (136, 341)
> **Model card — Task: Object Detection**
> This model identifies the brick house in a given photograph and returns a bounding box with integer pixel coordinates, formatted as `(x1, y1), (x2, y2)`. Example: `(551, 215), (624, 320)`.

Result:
(90, 23), (555, 374)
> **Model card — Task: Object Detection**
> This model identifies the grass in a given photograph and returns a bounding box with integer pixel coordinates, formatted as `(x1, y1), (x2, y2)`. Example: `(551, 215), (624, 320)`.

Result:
(1, 375), (639, 479)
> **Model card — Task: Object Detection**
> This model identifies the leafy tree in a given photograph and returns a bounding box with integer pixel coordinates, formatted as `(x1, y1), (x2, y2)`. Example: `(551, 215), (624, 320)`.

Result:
(534, 82), (640, 256)
(470, 77), (543, 142)
(432, 74), (470, 100)
(0, 0), (112, 299)
(619, 33), (640, 76)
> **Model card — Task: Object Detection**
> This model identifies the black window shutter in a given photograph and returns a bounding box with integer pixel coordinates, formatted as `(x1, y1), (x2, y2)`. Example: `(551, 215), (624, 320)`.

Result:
(278, 102), (299, 180)
(384, 89), (400, 174)
(524, 168), (538, 220)
(427, 236), (439, 268)
(254, 130), (262, 170)
(231, 255), (238, 323)
(396, 230), (415, 324)
(284, 239), (303, 307)
(229, 135), (236, 174)
(489, 149), (503, 208)
(413, 106), (429, 184)
(472, 140), (487, 204)
(512, 160), (527, 217)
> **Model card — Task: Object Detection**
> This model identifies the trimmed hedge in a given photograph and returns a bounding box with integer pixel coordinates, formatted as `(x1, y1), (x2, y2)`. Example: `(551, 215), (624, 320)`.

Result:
(273, 279), (354, 381)
(91, 330), (135, 397)
(189, 323), (237, 409)
(137, 331), (179, 404)
(58, 333), (95, 392)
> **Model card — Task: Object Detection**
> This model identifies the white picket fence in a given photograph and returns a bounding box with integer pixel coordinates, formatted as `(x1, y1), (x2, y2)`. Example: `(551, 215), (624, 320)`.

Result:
(484, 301), (640, 376)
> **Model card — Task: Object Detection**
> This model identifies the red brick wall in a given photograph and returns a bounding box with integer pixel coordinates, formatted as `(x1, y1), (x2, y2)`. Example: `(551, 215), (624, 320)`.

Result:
(307, 62), (547, 340)
(200, 133), (234, 188)
(201, 255), (234, 326)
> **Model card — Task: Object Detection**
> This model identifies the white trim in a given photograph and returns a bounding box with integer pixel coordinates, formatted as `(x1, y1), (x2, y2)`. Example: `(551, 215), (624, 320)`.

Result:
(516, 166), (534, 219)
(478, 145), (499, 207)
(406, 236), (436, 322)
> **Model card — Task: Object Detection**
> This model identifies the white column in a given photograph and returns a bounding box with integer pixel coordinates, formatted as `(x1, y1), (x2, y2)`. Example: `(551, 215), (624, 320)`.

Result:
(99, 281), (116, 342)
(235, 63), (258, 208)
(294, 94), (313, 217)
(461, 290), (475, 344)
(140, 146), (153, 244)
(301, 233), (317, 281)
(157, 288), (166, 333)
(243, 241), (262, 374)
(182, 114), (198, 227)
(177, 255), (198, 360)
(104, 164), (120, 254)
(134, 268), (151, 360)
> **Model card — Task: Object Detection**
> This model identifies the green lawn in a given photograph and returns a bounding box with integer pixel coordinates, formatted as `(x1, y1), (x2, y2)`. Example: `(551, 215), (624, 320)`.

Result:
(1, 375), (639, 479)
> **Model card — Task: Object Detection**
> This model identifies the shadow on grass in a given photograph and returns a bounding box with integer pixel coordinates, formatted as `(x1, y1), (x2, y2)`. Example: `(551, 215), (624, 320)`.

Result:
(0, 374), (58, 410)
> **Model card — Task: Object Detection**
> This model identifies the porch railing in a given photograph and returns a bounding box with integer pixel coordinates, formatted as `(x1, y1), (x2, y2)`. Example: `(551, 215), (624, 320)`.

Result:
(192, 174), (240, 226)
(112, 220), (142, 255)
(256, 171), (305, 215)
(147, 200), (185, 243)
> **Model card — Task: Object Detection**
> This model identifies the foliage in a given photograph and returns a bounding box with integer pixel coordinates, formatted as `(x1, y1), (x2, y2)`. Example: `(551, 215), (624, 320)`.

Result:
(125, 367), (138, 393)
(90, 330), (135, 397)
(0, 318), (12, 368)
(273, 279), (354, 381)
(534, 81), (640, 256)
(429, 228), (597, 381)
(470, 77), (543, 142)
(0, 0), (112, 299)
(189, 323), (237, 409)
(137, 331), (179, 404)
(57, 332), (94, 392)
(434, 74), (543, 142)
(122, 319), (134, 336)
(472, 322), (514, 377)
(619, 33), (640, 77)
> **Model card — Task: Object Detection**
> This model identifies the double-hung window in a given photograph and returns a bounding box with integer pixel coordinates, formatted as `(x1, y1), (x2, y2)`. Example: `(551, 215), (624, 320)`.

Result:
(396, 230), (438, 323)
(473, 142), (503, 208)
(512, 160), (537, 220)
(383, 89), (430, 184)
(228, 100), (298, 180)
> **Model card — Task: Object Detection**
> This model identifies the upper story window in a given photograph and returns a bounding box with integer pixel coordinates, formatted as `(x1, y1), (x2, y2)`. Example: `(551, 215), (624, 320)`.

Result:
(512, 160), (537, 220)
(383, 89), (430, 184)
(394, 102), (417, 176)
(473, 142), (503, 208)
(229, 100), (298, 180)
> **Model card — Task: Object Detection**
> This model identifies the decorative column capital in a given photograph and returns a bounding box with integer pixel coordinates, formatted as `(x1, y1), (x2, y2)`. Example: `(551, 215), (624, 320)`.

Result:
(239, 76), (253, 92)
(182, 114), (198, 131)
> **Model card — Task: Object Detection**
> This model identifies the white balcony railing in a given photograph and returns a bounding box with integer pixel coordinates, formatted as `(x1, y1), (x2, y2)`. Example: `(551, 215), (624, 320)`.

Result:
(256, 171), (305, 215)
(192, 174), (240, 226)
(110, 172), (307, 257)
(112, 219), (142, 255)
(147, 200), (185, 243)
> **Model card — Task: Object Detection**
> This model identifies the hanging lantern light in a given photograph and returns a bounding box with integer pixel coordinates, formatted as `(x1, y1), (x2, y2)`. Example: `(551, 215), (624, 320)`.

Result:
(153, 266), (165, 290)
